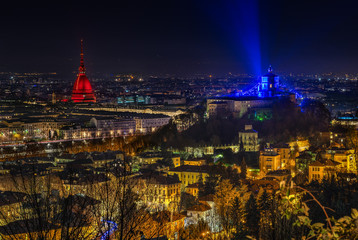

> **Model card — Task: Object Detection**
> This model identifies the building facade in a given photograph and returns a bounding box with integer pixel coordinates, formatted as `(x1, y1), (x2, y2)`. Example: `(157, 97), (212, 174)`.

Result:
(259, 145), (281, 173)
(238, 125), (259, 152)
(168, 165), (209, 188)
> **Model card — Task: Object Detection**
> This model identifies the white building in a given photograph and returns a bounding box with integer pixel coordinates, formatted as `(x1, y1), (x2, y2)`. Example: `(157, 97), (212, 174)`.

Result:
(135, 116), (171, 134)
(90, 117), (136, 136)
(186, 195), (220, 233)
(238, 125), (259, 152)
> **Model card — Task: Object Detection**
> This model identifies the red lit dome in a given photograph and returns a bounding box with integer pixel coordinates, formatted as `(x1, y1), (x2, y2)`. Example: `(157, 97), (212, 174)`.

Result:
(71, 40), (96, 103)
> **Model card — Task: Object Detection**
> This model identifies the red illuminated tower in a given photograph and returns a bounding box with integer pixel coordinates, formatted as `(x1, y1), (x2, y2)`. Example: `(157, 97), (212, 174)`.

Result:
(71, 40), (96, 103)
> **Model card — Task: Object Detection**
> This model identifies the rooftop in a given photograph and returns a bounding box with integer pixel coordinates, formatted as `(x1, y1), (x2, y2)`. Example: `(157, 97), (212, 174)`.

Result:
(187, 203), (211, 212)
(186, 182), (200, 189)
(169, 165), (210, 173)
(136, 173), (181, 185)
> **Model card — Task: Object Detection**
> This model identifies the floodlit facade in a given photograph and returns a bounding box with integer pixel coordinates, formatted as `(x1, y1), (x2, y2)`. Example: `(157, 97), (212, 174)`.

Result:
(308, 159), (341, 182)
(72, 40), (96, 103)
(134, 174), (181, 211)
(259, 145), (281, 173)
(168, 165), (209, 188)
(238, 125), (259, 152)
(258, 66), (280, 98)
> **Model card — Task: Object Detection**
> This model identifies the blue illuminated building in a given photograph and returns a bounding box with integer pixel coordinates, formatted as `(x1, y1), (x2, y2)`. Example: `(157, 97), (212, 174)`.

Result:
(207, 66), (297, 119)
(258, 66), (279, 98)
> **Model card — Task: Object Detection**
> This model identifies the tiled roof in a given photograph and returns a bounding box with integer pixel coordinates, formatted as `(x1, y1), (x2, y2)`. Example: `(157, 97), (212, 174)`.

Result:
(169, 165), (210, 173)
(152, 210), (185, 223)
(136, 173), (181, 185)
(309, 161), (325, 167)
(266, 169), (291, 176)
(325, 159), (340, 166)
(198, 194), (214, 202)
(187, 203), (211, 212)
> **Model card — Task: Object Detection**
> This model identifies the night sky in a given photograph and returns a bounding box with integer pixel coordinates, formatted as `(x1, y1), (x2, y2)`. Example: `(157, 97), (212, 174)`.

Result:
(1, 0), (358, 75)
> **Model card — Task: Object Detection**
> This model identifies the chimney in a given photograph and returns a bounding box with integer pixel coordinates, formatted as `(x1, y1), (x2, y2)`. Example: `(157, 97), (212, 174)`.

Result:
(245, 125), (253, 131)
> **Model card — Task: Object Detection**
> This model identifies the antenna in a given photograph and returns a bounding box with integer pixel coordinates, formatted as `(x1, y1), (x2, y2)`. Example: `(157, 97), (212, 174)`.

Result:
(79, 39), (85, 73)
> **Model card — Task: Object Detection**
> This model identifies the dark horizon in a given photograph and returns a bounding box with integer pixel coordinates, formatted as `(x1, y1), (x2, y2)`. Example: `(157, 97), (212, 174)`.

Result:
(1, 1), (358, 75)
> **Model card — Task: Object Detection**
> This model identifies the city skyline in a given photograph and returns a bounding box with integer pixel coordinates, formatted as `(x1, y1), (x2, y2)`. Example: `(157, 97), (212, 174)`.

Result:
(1, 1), (358, 75)
(0, 1), (357, 239)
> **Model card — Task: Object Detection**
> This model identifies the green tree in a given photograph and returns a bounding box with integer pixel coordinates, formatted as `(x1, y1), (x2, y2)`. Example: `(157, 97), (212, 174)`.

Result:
(239, 139), (244, 153)
(231, 197), (248, 239)
(197, 174), (205, 198)
(203, 171), (219, 196)
(257, 188), (272, 239)
(257, 188), (270, 211)
(240, 158), (247, 180)
(245, 193), (259, 238)
(214, 180), (249, 238)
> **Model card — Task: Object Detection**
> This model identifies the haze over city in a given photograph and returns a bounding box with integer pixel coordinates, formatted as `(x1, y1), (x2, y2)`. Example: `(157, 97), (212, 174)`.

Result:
(1, 0), (358, 74)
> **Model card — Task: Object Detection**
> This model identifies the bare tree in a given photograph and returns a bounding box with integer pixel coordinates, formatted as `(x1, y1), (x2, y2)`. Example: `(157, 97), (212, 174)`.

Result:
(88, 160), (165, 240)
(0, 164), (99, 240)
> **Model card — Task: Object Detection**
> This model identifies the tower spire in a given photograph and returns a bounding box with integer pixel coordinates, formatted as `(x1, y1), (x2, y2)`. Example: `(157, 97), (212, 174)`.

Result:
(268, 65), (273, 73)
(72, 39), (96, 103)
(79, 39), (85, 73)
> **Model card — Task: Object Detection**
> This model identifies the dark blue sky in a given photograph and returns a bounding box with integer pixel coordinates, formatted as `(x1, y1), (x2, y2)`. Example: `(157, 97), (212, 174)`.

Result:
(0, 0), (358, 75)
